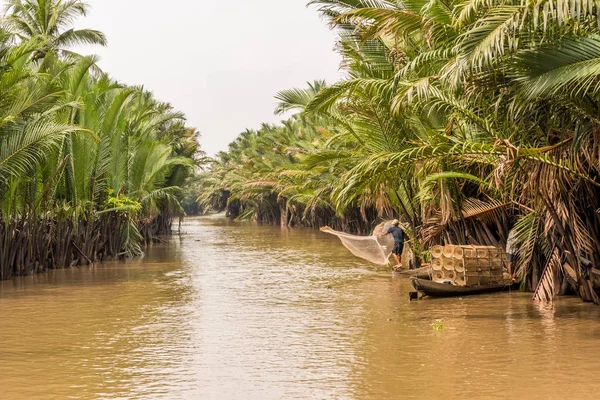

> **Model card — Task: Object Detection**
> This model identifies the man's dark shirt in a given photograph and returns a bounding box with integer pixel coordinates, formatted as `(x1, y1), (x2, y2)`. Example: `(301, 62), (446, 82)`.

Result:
(387, 226), (404, 243)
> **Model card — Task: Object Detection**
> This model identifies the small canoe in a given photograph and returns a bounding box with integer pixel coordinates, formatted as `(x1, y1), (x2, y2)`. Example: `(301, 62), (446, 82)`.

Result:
(410, 277), (511, 298)
(393, 266), (432, 279)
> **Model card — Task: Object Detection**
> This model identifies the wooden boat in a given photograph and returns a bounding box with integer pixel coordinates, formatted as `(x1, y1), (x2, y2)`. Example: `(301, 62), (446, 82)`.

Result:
(410, 277), (511, 298)
(393, 266), (432, 279)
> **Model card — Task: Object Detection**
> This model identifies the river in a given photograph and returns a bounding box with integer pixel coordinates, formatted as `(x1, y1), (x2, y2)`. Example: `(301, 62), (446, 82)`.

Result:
(1, 215), (600, 399)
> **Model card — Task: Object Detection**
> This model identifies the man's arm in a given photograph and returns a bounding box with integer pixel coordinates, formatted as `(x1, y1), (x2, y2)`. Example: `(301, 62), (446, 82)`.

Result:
(377, 228), (392, 238)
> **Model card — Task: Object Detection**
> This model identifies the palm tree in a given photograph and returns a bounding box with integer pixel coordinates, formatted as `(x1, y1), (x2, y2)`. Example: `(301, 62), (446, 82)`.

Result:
(203, 0), (600, 303)
(0, 11), (200, 279)
(4, 0), (106, 61)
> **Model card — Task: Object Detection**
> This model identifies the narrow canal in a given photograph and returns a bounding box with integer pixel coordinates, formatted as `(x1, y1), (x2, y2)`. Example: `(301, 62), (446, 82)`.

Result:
(1, 216), (600, 399)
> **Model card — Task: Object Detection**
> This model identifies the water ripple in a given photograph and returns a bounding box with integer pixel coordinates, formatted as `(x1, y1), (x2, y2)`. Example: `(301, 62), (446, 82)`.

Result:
(1, 216), (600, 399)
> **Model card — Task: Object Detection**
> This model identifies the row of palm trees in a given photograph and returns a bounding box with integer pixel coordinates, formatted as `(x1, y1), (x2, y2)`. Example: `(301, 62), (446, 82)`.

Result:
(0, 0), (201, 279)
(198, 109), (377, 233)
(201, 0), (600, 303)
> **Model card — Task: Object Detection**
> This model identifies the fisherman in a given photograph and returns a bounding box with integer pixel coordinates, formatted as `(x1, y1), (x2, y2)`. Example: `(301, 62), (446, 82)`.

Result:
(379, 219), (405, 270)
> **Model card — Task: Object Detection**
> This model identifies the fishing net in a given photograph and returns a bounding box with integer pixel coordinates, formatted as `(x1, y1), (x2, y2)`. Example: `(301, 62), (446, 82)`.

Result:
(320, 221), (397, 265)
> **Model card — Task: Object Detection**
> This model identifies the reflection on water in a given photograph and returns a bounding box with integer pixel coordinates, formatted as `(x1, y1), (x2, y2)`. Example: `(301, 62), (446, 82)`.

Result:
(1, 215), (600, 399)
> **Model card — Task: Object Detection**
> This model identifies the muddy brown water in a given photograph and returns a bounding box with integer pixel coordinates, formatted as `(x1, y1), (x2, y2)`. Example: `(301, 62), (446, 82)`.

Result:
(1, 215), (600, 399)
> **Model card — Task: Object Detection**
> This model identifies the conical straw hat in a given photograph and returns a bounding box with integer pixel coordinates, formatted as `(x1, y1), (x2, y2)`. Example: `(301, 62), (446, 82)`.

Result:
(432, 258), (443, 271)
(456, 275), (466, 286)
(455, 263), (465, 273)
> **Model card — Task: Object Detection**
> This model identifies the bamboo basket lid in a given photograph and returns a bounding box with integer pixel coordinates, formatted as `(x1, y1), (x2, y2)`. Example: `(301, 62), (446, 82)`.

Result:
(463, 258), (480, 267)
(462, 246), (477, 258)
(476, 248), (490, 258)
(431, 245), (443, 259)
(454, 246), (464, 259)
(444, 270), (457, 281)
(442, 245), (455, 258)
(490, 258), (504, 267)
(432, 258), (443, 271)
(432, 271), (444, 281)
(442, 257), (455, 271)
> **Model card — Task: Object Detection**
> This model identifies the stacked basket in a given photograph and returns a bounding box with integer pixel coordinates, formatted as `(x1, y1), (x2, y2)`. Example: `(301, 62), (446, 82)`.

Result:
(430, 245), (507, 286)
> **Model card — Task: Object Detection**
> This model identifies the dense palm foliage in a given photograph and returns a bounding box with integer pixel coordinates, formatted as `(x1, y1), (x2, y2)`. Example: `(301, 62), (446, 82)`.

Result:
(5, 0), (106, 60)
(0, 0), (201, 280)
(201, 0), (600, 303)
(198, 108), (377, 233)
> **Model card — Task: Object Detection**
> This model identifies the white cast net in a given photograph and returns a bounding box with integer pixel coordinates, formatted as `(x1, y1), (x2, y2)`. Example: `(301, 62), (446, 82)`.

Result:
(320, 221), (396, 265)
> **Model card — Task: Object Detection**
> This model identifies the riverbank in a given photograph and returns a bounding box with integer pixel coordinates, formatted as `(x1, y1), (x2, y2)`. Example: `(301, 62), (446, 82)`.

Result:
(2, 216), (599, 399)
(0, 213), (178, 281)
(198, 1), (600, 305)
(0, 1), (200, 282)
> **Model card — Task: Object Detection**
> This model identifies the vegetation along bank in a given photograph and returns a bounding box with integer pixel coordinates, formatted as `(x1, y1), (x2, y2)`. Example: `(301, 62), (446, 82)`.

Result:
(199, 1), (600, 304)
(0, 0), (202, 280)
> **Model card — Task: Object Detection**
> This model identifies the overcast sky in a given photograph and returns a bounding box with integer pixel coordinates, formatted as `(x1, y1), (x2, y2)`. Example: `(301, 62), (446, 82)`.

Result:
(74, 0), (343, 156)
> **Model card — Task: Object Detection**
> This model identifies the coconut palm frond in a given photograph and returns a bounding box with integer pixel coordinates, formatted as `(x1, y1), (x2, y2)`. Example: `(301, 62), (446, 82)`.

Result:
(274, 80), (327, 115)
(517, 35), (600, 99)
(533, 248), (561, 302)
